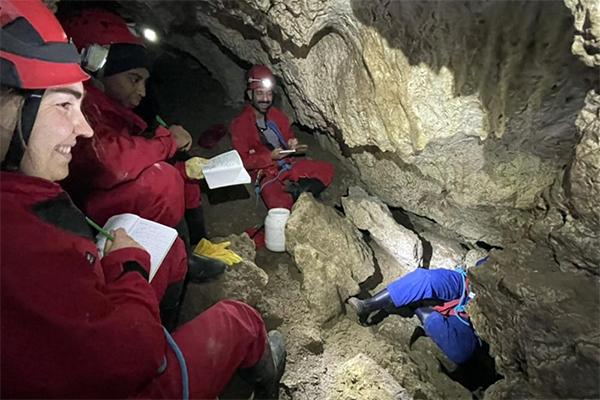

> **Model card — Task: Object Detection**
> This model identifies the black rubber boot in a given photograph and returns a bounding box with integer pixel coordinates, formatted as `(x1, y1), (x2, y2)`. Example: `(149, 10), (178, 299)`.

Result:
(240, 330), (287, 400)
(297, 178), (326, 199)
(347, 289), (395, 318)
(285, 178), (327, 202)
(187, 253), (226, 283)
(159, 280), (185, 332)
(415, 306), (435, 324)
(185, 206), (207, 246)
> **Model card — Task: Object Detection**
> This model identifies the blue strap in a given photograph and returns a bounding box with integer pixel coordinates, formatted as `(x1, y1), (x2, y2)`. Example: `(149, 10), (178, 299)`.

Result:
(162, 326), (189, 400)
(475, 256), (489, 267)
(265, 120), (288, 149)
(452, 267), (472, 327)
(452, 256), (489, 326)
(277, 160), (293, 170)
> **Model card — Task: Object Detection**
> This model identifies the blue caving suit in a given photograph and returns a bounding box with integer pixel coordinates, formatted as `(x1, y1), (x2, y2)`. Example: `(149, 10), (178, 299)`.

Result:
(387, 268), (481, 364)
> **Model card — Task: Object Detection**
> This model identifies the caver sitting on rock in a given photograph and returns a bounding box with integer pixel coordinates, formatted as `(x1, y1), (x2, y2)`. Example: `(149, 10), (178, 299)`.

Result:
(60, 8), (225, 284)
(60, 9), (212, 247)
(0, 2), (285, 398)
(348, 264), (487, 365)
(230, 64), (335, 210)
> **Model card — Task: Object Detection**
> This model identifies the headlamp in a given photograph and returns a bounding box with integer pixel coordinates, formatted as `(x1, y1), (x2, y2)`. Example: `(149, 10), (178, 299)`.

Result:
(142, 27), (158, 43)
(248, 77), (274, 89)
(126, 23), (160, 43)
(80, 44), (108, 73)
(261, 78), (273, 89)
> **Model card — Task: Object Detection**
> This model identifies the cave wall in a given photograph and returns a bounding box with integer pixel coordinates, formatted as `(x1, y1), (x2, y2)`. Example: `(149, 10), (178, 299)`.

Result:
(119, 0), (599, 397)
(127, 0), (598, 247)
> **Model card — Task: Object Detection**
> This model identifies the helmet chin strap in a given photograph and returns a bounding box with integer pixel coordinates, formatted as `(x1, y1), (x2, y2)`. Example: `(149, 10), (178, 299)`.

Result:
(1, 90), (44, 171)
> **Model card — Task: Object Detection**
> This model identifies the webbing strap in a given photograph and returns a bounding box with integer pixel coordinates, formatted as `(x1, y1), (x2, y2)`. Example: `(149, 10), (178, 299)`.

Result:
(265, 120), (288, 149)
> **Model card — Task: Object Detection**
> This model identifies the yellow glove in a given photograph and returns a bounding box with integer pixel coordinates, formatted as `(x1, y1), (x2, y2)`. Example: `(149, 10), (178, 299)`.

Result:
(193, 239), (243, 266)
(185, 157), (210, 180)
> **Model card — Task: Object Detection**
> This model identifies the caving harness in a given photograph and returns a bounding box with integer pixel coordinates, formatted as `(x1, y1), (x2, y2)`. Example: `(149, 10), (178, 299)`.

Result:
(432, 256), (489, 327)
(254, 119), (294, 203)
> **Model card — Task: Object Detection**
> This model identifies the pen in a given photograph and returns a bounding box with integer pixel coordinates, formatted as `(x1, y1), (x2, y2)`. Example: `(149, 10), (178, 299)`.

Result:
(156, 115), (168, 127)
(85, 217), (115, 241)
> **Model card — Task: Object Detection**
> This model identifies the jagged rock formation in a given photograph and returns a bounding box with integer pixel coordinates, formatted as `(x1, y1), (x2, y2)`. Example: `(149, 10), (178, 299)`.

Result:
(342, 186), (423, 273)
(113, 0), (599, 398)
(286, 194), (374, 325)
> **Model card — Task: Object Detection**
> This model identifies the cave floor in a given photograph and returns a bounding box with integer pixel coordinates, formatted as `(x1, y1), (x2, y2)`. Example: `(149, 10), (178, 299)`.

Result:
(152, 52), (496, 399)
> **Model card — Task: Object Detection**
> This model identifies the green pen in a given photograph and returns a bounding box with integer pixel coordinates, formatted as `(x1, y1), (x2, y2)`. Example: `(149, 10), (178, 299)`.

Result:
(85, 217), (115, 241)
(156, 115), (168, 127)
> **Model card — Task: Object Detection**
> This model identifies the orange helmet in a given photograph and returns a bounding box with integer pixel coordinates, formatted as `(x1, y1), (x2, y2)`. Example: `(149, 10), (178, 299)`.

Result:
(0, 0), (89, 89)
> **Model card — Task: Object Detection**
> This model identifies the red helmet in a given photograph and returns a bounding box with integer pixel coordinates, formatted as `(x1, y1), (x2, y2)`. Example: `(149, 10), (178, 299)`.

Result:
(61, 8), (143, 51)
(247, 65), (275, 90)
(0, 0), (89, 89)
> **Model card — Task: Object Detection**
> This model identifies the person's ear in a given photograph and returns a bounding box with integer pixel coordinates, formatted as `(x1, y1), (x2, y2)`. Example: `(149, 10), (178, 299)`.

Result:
(246, 89), (253, 101)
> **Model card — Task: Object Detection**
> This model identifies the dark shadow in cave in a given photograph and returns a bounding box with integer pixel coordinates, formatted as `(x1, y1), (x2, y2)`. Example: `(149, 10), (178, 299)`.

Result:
(389, 206), (434, 268)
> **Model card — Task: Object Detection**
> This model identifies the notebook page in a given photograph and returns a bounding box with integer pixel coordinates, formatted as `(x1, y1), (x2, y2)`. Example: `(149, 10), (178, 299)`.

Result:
(128, 218), (178, 282)
(203, 150), (251, 189)
(96, 213), (139, 258)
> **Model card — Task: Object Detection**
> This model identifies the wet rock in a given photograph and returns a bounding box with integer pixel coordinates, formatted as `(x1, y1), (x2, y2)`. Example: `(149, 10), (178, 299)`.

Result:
(286, 194), (375, 324)
(325, 353), (412, 400)
(342, 186), (423, 272)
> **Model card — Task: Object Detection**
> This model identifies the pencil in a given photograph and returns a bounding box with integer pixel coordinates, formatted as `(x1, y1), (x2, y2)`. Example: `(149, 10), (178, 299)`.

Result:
(85, 217), (115, 241)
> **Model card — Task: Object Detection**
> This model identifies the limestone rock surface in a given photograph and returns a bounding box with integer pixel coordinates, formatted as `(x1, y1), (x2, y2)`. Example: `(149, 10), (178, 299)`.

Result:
(195, 234), (268, 307)
(325, 353), (412, 400)
(342, 186), (423, 272)
(564, 0), (600, 67)
(547, 90), (600, 275)
(469, 253), (600, 399)
(286, 194), (375, 324)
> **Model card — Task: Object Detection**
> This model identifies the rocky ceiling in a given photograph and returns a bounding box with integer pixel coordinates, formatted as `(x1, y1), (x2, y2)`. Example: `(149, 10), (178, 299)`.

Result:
(94, 0), (598, 398)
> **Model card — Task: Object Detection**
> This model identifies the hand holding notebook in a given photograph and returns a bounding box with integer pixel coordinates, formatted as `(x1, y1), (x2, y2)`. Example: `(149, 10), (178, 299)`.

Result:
(95, 213), (178, 282)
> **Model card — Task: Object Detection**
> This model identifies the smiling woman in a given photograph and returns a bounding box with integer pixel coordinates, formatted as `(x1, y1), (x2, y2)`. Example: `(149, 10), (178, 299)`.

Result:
(18, 84), (93, 181)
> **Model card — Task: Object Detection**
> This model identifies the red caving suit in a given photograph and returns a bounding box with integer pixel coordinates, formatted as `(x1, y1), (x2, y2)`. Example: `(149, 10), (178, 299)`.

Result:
(64, 83), (200, 228)
(1, 171), (267, 398)
(230, 104), (334, 209)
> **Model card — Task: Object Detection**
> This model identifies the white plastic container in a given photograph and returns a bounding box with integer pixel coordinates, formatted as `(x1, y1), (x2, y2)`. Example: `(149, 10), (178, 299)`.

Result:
(264, 208), (291, 252)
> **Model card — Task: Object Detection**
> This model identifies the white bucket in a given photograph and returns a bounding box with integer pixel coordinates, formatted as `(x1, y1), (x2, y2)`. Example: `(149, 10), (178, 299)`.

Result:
(264, 208), (290, 252)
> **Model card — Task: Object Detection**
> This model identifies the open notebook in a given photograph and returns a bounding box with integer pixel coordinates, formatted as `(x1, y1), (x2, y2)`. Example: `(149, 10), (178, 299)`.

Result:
(96, 213), (178, 282)
(202, 150), (251, 189)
